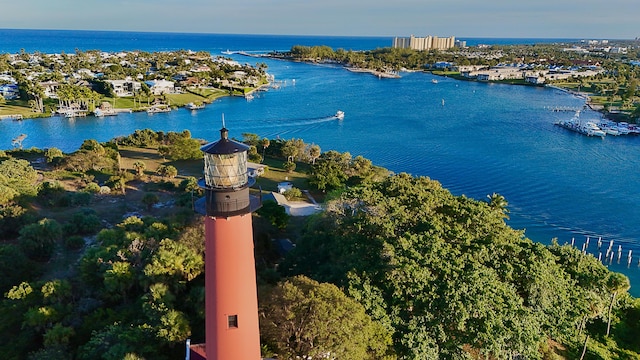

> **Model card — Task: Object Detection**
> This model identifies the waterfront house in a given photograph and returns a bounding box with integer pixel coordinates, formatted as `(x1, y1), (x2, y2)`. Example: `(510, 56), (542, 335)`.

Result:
(39, 81), (61, 98)
(145, 79), (175, 95)
(105, 79), (142, 97)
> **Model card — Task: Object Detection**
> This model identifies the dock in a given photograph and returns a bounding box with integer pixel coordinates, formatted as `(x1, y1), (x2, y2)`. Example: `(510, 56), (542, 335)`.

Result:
(0, 114), (23, 120)
(545, 106), (583, 112)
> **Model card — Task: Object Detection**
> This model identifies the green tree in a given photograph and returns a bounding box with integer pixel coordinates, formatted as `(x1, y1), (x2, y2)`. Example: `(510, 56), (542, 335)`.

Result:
(0, 244), (37, 294)
(281, 173), (620, 358)
(282, 160), (296, 173)
(141, 192), (159, 210)
(44, 147), (64, 164)
(283, 187), (303, 201)
(281, 139), (302, 162)
(260, 138), (270, 161)
(248, 145), (261, 163)
(156, 165), (178, 178)
(0, 158), (38, 195)
(487, 192), (510, 219)
(308, 144), (321, 165)
(605, 272), (631, 336)
(256, 200), (289, 230)
(241, 132), (260, 146)
(143, 238), (204, 286)
(259, 275), (393, 360)
(165, 137), (202, 160)
(18, 218), (63, 261)
(132, 161), (146, 177)
(308, 150), (350, 191)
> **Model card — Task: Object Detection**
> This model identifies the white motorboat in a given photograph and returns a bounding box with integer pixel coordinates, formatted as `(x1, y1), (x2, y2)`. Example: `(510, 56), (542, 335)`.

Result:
(583, 122), (606, 138)
(147, 106), (171, 114)
(335, 110), (345, 120)
(185, 102), (205, 110)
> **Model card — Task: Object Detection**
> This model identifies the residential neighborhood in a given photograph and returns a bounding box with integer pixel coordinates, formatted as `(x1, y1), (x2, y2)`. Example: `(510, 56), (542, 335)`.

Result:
(0, 49), (269, 117)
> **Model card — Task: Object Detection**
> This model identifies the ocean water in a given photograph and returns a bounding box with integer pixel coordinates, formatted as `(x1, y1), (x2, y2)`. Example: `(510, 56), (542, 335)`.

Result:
(1, 30), (639, 295)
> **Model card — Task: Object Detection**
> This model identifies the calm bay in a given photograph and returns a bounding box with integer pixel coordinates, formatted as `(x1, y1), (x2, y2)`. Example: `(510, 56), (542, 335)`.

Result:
(1, 30), (639, 295)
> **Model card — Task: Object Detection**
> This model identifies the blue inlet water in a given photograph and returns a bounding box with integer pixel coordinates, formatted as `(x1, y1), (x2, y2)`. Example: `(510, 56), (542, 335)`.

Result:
(1, 30), (639, 295)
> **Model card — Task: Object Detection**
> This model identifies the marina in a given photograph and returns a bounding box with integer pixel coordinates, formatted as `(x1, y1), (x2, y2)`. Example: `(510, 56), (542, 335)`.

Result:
(554, 110), (639, 138)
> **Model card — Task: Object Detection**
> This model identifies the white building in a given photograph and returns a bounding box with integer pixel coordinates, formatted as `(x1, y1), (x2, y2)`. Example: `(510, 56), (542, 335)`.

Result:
(144, 79), (175, 95)
(105, 79), (142, 97)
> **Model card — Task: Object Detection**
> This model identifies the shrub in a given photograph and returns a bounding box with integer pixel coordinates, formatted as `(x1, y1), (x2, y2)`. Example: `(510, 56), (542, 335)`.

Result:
(179, 176), (201, 195)
(73, 192), (92, 206)
(65, 235), (85, 250)
(64, 209), (102, 235)
(257, 200), (289, 230)
(83, 182), (101, 193)
(0, 244), (38, 294)
(283, 161), (296, 173)
(283, 187), (303, 201)
(141, 193), (160, 210)
(44, 147), (64, 163)
(0, 204), (35, 239)
(157, 165), (178, 178)
(19, 218), (63, 261)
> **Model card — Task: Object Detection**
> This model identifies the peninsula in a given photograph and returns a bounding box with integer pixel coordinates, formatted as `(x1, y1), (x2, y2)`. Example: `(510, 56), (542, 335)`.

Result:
(266, 39), (640, 122)
(0, 49), (269, 119)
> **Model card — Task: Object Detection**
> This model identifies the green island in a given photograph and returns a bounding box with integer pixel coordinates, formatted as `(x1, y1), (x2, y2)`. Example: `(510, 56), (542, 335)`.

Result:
(0, 128), (638, 359)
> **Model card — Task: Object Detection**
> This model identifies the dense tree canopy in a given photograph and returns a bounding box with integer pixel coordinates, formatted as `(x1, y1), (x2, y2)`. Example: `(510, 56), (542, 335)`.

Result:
(281, 173), (634, 359)
(259, 275), (394, 359)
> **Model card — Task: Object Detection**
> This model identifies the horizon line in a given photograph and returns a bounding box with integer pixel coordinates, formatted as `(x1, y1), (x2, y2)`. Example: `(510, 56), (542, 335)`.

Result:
(0, 28), (634, 41)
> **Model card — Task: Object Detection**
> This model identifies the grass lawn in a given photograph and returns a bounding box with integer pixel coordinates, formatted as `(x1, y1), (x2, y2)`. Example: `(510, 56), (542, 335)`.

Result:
(255, 157), (310, 193)
(0, 100), (50, 118)
(118, 146), (166, 172)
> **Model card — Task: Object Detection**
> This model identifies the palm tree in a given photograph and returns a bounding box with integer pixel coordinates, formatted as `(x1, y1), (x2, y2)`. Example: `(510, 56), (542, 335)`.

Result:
(605, 273), (630, 336)
(487, 192), (510, 219)
(132, 161), (146, 177)
(309, 144), (321, 165)
(260, 138), (270, 163)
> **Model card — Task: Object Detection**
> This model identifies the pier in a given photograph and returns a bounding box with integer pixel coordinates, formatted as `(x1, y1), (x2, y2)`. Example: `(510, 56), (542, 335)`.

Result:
(545, 106), (583, 112)
(0, 114), (23, 120)
(567, 236), (640, 269)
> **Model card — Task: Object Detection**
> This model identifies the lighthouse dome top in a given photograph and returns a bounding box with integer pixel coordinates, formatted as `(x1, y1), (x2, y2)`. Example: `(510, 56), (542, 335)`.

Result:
(200, 127), (250, 155)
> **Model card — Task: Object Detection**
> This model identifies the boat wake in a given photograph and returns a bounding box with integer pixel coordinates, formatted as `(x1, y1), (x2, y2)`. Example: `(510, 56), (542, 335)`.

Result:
(237, 112), (343, 130)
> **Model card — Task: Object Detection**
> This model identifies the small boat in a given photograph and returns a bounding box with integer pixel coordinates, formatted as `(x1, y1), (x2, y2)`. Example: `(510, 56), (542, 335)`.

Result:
(147, 106), (171, 114)
(432, 79), (439, 84)
(185, 102), (205, 110)
(221, 49), (234, 55)
(335, 110), (345, 120)
(604, 127), (620, 136)
(94, 108), (117, 117)
(583, 122), (606, 138)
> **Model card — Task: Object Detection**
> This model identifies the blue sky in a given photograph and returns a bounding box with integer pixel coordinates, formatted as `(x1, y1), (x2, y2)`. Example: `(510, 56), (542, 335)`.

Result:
(1, 0), (637, 39)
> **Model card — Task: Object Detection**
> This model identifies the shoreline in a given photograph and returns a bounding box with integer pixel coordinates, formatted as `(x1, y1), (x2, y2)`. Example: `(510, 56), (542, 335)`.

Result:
(344, 66), (400, 79)
(433, 72), (622, 121)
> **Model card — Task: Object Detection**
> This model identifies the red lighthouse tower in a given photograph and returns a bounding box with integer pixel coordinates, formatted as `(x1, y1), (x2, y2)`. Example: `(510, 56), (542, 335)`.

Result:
(189, 126), (261, 360)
